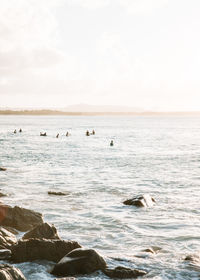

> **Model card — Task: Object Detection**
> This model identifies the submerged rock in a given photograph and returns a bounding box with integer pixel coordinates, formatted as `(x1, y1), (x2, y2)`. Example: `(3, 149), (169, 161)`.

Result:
(11, 238), (81, 263)
(0, 226), (17, 249)
(0, 167), (7, 171)
(142, 246), (162, 254)
(185, 253), (200, 266)
(0, 264), (26, 280)
(103, 266), (147, 279)
(48, 191), (68, 196)
(51, 248), (107, 277)
(22, 222), (59, 240)
(123, 194), (155, 207)
(0, 192), (7, 197)
(0, 205), (43, 231)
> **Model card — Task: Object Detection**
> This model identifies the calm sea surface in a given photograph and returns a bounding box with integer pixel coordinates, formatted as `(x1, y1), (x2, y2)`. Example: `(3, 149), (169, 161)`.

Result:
(0, 115), (200, 279)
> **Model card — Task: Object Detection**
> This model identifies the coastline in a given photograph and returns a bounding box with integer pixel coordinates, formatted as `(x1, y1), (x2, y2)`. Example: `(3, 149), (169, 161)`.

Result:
(0, 110), (200, 116)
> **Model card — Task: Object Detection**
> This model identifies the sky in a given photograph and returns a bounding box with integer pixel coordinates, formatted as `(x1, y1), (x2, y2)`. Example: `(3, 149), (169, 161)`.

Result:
(0, 0), (200, 111)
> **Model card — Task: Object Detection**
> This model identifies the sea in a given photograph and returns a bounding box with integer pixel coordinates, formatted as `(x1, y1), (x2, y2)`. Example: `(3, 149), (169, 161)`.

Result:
(0, 115), (200, 280)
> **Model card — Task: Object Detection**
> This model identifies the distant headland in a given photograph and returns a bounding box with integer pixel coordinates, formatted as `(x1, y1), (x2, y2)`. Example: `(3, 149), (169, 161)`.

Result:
(0, 109), (200, 116)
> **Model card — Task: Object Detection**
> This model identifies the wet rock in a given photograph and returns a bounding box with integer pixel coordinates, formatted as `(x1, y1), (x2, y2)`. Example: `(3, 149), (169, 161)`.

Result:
(0, 192), (7, 197)
(0, 226), (17, 249)
(143, 246), (162, 254)
(2, 226), (18, 235)
(185, 253), (200, 265)
(51, 248), (107, 277)
(0, 167), (7, 171)
(0, 205), (43, 231)
(0, 249), (11, 260)
(0, 264), (26, 280)
(103, 266), (147, 279)
(48, 191), (68, 196)
(22, 222), (59, 240)
(11, 238), (81, 263)
(123, 194), (155, 207)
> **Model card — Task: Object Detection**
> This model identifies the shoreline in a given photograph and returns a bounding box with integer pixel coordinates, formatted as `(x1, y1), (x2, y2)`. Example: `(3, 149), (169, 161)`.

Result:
(0, 110), (200, 116)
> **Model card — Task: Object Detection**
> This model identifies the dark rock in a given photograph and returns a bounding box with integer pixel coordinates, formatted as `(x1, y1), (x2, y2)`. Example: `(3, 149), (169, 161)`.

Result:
(11, 238), (81, 263)
(123, 194), (155, 207)
(185, 253), (200, 264)
(22, 222), (59, 240)
(0, 264), (26, 280)
(0, 192), (7, 197)
(103, 266), (147, 279)
(0, 249), (11, 260)
(51, 248), (107, 277)
(48, 191), (68, 196)
(0, 167), (6, 171)
(2, 226), (18, 235)
(0, 205), (43, 231)
(0, 226), (17, 249)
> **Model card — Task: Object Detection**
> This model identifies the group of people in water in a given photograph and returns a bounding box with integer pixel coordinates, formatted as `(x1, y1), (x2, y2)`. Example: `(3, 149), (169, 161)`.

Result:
(14, 128), (22, 133)
(13, 128), (114, 146)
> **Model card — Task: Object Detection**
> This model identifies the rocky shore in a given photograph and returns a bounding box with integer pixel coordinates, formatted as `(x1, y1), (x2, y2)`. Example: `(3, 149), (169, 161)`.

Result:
(0, 184), (196, 279)
(0, 200), (148, 279)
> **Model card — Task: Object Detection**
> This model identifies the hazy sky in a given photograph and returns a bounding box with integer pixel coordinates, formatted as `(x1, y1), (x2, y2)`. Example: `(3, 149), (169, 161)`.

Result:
(1, 0), (200, 110)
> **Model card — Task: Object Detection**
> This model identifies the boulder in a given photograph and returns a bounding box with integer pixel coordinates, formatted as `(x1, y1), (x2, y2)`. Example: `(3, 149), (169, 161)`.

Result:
(0, 264), (26, 280)
(48, 191), (68, 196)
(0, 249), (11, 260)
(51, 248), (107, 277)
(0, 205), (43, 231)
(0, 226), (17, 249)
(0, 167), (6, 171)
(11, 238), (81, 263)
(123, 194), (155, 207)
(22, 222), (59, 240)
(103, 266), (147, 279)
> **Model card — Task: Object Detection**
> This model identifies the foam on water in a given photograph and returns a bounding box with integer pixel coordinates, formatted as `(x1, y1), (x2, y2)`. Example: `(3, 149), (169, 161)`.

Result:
(1, 115), (200, 279)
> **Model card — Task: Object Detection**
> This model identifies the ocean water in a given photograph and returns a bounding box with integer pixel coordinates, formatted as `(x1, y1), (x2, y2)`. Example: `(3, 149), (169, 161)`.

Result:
(0, 115), (200, 279)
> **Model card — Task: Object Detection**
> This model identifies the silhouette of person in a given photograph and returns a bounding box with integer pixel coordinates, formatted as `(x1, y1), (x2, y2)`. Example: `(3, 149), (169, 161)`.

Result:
(56, 133), (59, 138)
(92, 130), (95, 135)
(19, 128), (22, 132)
(110, 140), (114, 146)
(86, 130), (90, 136)
(14, 129), (17, 134)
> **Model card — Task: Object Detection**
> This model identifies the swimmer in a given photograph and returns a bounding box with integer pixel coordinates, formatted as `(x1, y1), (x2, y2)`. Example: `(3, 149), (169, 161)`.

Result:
(14, 129), (17, 134)
(56, 133), (59, 138)
(110, 140), (114, 146)
(19, 128), (22, 132)
(86, 130), (90, 136)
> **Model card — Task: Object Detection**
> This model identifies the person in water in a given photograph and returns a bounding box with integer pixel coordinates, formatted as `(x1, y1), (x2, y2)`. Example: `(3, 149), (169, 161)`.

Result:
(56, 133), (59, 138)
(66, 132), (69, 137)
(40, 132), (47, 136)
(14, 129), (17, 133)
(19, 128), (22, 132)
(92, 130), (95, 135)
(86, 130), (90, 136)
(110, 140), (114, 146)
